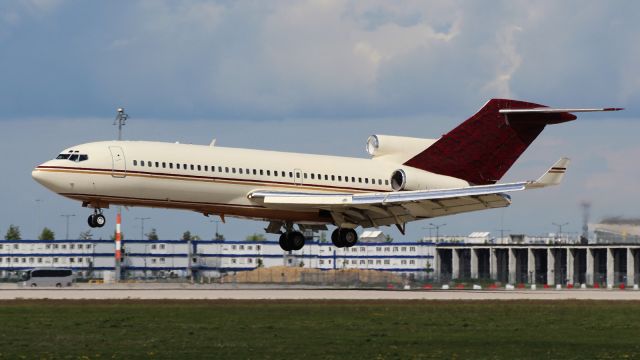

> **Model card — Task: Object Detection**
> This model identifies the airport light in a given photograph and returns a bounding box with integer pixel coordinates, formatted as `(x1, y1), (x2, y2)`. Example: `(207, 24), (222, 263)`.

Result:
(553, 222), (569, 239)
(136, 218), (151, 240)
(429, 223), (446, 242)
(113, 107), (129, 282)
(60, 214), (75, 240)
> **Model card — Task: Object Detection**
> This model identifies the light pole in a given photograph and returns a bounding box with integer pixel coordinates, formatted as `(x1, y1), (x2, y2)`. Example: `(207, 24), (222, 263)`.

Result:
(60, 214), (75, 240)
(211, 220), (221, 240)
(113, 107), (128, 281)
(553, 222), (569, 240)
(429, 223), (446, 242)
(135, 217), (151, 240)
(422, 226), (434, 241)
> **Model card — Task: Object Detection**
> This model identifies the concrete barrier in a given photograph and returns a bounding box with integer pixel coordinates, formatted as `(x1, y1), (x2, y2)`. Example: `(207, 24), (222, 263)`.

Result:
(556, 284), (562, 290)
(505, 284), (515, 290)
(581, 284), (587, 289)
(472, 284), (482, 290)
(441, 284), (450, 290)
(530, 284), (536, 290)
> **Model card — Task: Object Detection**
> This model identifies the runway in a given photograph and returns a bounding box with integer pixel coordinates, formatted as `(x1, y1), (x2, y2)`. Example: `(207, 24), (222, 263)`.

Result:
(1, 285), (640, 300)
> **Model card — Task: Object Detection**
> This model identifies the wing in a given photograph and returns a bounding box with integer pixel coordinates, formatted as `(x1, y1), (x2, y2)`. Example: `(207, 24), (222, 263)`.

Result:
(248, 158), (569, 229)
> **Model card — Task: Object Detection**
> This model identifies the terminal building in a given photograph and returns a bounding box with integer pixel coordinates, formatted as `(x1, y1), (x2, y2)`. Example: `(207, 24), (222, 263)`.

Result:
(0, 239), (436, 280)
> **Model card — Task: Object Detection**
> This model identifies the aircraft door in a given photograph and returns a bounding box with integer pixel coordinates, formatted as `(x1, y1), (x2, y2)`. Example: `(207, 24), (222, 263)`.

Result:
(293, 169), (303, 186)
(109, 146), (126, 178)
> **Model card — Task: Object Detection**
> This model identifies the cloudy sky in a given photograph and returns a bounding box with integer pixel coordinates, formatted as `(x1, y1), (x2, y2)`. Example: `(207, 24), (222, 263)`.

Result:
(1, 0), (638, 241)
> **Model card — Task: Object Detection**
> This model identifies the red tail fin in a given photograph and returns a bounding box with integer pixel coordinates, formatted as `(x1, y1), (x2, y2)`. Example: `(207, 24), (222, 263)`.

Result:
(404, 99), (576, 185)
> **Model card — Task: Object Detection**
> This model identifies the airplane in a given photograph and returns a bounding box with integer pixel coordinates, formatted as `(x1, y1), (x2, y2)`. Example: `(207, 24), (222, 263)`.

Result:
(32, 99), (622, 250)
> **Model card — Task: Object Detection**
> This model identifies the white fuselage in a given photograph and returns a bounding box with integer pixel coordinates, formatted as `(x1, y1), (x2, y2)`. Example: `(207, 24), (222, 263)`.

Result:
(32, 141), (469, 225)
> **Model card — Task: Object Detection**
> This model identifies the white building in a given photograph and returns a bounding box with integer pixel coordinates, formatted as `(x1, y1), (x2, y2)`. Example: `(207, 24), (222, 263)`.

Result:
(0, 240), (437, 280)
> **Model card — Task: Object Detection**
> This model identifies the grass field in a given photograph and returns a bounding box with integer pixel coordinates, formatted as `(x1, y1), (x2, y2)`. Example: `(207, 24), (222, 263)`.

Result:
(1, 300), (640, 359)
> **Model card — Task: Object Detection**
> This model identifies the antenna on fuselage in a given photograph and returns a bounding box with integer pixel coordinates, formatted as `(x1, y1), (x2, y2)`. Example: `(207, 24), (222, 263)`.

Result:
(113, 107), (128, 141)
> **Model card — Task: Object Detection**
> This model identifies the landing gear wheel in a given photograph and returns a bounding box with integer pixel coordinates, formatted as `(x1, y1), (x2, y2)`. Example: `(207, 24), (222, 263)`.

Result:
(289, 231), (305, 251)
(94, 214), (106, 228)
(331, 229), (345, 248)
(279, 233), (289, 251)
(340, 228), (358, 247)
(88, 215), (96, 228)
(332, 228), (358, 248)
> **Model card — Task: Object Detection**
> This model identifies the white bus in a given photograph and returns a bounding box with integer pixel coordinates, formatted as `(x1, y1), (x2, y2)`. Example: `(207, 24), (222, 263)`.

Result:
(21, 268), (74, 287)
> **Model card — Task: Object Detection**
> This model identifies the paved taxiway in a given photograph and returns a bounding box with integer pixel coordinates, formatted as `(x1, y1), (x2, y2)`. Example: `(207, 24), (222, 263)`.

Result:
(1, 285), (640, 300)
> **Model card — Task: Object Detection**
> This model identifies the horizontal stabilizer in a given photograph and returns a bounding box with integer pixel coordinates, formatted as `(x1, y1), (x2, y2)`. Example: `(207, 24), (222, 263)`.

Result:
(500, 108), (623, 114)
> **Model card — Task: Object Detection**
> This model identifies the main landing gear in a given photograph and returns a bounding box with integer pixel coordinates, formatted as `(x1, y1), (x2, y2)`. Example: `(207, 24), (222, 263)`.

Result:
(87, 209), (106, 228)
(331, 228), (358, 248)
(279, 231), (305, 252)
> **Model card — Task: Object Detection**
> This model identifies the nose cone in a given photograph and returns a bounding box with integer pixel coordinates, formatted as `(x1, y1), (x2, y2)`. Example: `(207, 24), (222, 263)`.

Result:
(32, 163), (57, 191)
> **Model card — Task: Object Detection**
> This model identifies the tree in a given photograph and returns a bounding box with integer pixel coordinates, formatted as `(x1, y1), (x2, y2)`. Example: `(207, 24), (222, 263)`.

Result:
(110, 231), (124, 240)
(181, 231), (200, 241)
(5, 225), (21, 240)
(319, 231), (327, 243)
(146, 228), (159, 240)
(214, 232), (225, 241)
(256, 258), (264, 268)
(78, 230), (93, 240)
(246, 233), (266, 241)
(38, 227), (55, 240)
(384, 234), (394, 243)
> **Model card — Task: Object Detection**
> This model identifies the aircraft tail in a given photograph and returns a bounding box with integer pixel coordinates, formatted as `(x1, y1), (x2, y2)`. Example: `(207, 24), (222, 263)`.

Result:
(403, 99), (621, 185)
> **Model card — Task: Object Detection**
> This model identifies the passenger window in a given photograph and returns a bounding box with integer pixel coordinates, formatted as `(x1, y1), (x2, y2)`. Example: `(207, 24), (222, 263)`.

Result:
(253, 169), (257, 175)
(296, 172), (300, 178)
(338, 176), (342, 181)
(289, 172), (293, 178)
(169, 163), (173, 169)
(266, 170), (270, 176)
(246, 169), (250, 174)
(133, 160), (138, 166)
(358, 178), (362, 183)
(232, 168), (236, 174)
(225, 167), (229, 173)
(273, 170), (277, 177)
(345, 176), (349, 182)
(162, 162), (166, 168)
(190, 165), (195, 170)
(197, 165), (201, 171)
(310, 174), (315, 179)
(385, 180), (389, 185)
(211, 166), (215, 172)
(260, 170), (264, 175)
(204, 165), (208, 171)
(365, 178), (368, 184)
(183, 164), (188, 170)
(331, 175), (335, 181)
(148, 161), (153, 167)
(303, 173), (307, 179)
(219, 166), (223, 172)
(140, 161), (145, 167)
(155, 162), (159, 167)
(378, 179), (382, 185)
(239, 168), (243, 174)
(324, 175), (328, 180)
(351, 177), (355, 182)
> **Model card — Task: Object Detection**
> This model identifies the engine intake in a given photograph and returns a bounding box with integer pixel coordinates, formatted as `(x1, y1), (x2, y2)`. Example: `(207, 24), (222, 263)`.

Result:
(390, 169), (406, 191)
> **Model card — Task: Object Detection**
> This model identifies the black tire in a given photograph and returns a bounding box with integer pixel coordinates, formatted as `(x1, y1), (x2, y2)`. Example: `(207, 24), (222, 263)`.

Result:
(331, 228), (345, 248)
(30, 283), (37, 288)
(278, 233), (290, 251)
(289, 231), (305, 251)
(87, 214), (96, 228)
(340, 228), (358, 248)
(94, 214), (106, 228)
(55, 283), (62, 288)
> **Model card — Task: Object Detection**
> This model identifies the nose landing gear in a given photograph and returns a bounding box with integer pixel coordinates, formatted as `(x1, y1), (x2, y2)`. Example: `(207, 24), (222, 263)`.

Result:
(88, 210), (106, 228)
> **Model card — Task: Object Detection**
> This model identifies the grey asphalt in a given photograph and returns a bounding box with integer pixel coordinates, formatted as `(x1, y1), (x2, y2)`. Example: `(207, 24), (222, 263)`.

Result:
(1, 284), (639, 300)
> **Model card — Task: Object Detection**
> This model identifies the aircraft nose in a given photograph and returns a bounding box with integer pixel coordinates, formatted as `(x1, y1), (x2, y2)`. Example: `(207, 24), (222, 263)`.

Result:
(32, 164), (56, 190)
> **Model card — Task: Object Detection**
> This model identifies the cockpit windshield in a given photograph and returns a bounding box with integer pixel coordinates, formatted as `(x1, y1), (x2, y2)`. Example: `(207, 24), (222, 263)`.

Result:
(56, 150), (88, 162)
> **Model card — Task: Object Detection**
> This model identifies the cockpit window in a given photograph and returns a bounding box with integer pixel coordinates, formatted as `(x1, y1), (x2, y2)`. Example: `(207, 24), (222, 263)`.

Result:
(56, 152), (88, 162)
